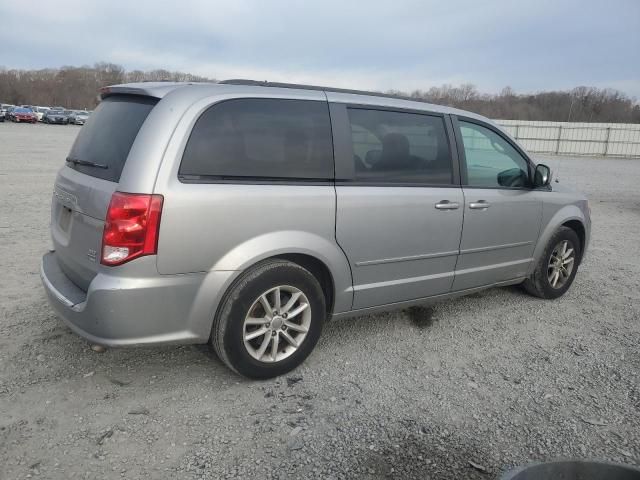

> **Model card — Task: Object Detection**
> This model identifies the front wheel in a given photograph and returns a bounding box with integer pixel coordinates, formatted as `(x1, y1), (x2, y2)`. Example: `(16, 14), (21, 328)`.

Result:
(523, 226), (581, 299)
(211, 259), (326, 379)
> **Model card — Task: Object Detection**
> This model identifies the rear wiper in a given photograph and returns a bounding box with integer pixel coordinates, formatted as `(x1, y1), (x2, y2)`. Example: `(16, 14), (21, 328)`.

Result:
(66, 157), (108, 169)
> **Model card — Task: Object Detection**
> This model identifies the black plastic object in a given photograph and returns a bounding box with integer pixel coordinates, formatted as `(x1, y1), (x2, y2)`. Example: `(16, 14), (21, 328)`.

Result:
(501, 461), (640, 480)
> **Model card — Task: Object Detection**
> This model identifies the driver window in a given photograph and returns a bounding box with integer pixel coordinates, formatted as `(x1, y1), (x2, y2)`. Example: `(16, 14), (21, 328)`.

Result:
(459, 121), (529, 188)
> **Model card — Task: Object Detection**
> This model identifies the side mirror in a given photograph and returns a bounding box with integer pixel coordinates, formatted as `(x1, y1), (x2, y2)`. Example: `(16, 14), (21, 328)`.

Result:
(497, 168), (528, 188)
(534, 164), (551, 187)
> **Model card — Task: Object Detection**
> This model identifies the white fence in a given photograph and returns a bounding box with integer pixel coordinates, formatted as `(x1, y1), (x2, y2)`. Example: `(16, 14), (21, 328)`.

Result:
(496, 120), (640, 158)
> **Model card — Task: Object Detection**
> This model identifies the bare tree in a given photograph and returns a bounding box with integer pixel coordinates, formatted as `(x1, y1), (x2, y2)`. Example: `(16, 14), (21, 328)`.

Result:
(0, 63), (638, 122)
(405, 83), (639, 123)
(0, 63), (215, 109)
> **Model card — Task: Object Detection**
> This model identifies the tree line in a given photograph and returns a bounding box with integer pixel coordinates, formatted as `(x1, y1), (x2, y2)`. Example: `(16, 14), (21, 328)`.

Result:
(0, 62), (211, 110)
(394, 84), (640, 123)
(1, 62), (638, 123)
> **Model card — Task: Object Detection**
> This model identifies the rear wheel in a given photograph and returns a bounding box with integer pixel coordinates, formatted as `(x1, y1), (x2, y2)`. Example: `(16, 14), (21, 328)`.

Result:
(523, 226), (581, 299)
(211, 259), (326, 379)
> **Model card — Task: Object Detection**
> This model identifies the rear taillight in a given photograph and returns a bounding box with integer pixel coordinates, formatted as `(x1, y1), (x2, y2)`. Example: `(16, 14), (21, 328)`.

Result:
(101, 192), (163, 266)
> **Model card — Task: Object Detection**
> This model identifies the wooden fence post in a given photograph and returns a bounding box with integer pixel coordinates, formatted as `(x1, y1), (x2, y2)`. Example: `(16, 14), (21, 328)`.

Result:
(556, 125), (562, 154)
(604, 127), (611, 156)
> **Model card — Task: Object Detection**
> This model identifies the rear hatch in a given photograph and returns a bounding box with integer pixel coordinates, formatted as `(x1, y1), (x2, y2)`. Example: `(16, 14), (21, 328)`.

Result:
(51, 95), (158, 290)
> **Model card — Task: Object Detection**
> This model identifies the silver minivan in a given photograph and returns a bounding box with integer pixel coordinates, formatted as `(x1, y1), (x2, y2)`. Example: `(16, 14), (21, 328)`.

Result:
(41, 80), (590, 378)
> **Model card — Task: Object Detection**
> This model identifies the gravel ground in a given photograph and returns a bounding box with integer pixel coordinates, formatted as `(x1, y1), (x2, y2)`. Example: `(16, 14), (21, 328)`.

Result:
(0, 122), (639, 479)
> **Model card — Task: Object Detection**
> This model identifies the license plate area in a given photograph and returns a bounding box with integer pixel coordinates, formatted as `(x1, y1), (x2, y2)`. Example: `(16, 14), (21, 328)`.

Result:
(58, 206), (72, 232)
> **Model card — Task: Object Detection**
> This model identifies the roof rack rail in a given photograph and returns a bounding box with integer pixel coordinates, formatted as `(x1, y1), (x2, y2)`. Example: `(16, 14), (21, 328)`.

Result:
(218, 79), (434, 105)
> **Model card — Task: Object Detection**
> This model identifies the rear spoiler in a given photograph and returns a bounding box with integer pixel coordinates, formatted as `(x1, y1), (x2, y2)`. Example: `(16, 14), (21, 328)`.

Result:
(99, 86), (153, 99)
(99, 82), (202, 100)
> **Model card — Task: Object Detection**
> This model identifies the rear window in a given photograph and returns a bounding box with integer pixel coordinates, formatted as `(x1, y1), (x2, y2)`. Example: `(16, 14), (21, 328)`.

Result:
(179, 98), (333, 181)
(67, 95), (158, 182)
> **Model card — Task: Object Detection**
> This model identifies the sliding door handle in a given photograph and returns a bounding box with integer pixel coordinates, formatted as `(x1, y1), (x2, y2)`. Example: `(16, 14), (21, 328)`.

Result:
(435, 201), (460, 210)
(469, 201), (491, 209)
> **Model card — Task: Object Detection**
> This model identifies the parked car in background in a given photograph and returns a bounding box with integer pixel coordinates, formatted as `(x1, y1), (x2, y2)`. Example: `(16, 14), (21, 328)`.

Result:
(10, 107), (38, 123)
(44, 109), (71, 124)
(35, 106), (51, 121)
(40, 81), (591, 379)
(0, 104), (15, 117)
(0, 111), (4, 122)
(68, 110), (90, 125)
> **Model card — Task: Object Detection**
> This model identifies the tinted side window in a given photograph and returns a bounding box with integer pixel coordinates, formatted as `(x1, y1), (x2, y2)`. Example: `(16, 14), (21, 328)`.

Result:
(347, 108), (453, 184)
(459, 121), (530, 188)
(180, 99), (333, 180)
(67, 95), (157, 182)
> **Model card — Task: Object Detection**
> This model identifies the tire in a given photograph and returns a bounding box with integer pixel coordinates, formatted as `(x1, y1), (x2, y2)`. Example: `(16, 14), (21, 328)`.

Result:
(211, 259), (326, 379)
(523, 226), (581, 299)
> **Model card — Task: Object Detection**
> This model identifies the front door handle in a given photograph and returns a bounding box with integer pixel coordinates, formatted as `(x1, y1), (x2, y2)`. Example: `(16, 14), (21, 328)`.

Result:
(469, 200), (491, 210)
(435, 200), (460, 210)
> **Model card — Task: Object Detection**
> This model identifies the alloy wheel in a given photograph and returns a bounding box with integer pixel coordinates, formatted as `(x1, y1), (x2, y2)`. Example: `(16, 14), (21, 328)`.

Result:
(547, 240), (575, 289)
(243, 285), (311, 363)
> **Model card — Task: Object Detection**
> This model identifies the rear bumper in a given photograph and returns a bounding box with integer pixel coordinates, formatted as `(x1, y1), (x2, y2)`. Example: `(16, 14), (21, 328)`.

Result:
(40, 251), (234, 347)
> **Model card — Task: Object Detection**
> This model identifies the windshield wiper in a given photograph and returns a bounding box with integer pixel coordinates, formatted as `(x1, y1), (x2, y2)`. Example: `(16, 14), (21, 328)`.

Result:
(66, 157), (108, 169)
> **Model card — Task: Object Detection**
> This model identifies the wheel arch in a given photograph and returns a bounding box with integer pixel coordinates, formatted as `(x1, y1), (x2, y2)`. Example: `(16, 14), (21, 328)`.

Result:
(275, 253), (335, 315)
(210, 231), (353, 315)
(529, 205), (587, 275)
(561, 219), (586, 260)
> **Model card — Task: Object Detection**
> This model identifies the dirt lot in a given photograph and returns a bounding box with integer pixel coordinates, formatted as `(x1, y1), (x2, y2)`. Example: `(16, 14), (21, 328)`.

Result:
(0, 122), (639, 479)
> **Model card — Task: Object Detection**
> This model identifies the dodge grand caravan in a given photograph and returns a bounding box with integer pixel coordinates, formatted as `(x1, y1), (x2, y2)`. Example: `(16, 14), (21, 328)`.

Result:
(41, 80), (590, 378)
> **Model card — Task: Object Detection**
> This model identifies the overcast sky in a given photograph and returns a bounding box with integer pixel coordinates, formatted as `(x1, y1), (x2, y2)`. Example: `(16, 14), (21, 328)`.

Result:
(1, 0), (639, 97)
